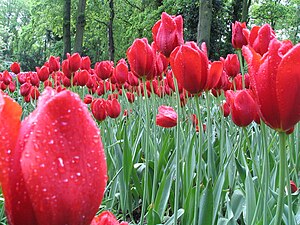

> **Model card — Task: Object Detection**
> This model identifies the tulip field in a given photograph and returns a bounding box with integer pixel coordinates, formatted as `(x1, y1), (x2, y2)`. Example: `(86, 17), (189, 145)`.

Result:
(1, 12), (300, 225)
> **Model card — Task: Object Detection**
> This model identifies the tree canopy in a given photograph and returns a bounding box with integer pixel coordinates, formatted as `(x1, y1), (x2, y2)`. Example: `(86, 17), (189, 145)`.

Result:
(0, 0), (299, 70)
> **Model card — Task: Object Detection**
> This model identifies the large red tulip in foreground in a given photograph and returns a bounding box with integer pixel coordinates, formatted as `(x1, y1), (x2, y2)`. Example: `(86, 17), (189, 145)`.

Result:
(243, 39), (300, 132)
(0, 88), (107, 225)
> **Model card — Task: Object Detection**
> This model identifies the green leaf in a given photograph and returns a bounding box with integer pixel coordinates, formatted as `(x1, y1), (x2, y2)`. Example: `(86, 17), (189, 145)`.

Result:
(199, 180), (214, 225)
(154, 170), (175, 219)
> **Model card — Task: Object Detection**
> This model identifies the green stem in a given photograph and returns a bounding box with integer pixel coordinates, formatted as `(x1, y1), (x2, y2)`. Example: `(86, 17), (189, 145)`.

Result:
(260, 122), (269, 225)
(274, 132), (287, 225)
(285, 147), (294, 225)
(237, 49), (245, 89)
(205, 91), (215, 181)
(194, 95), (203, 225)
(140, 81), (150, 225)
(173, 78), (181, 225)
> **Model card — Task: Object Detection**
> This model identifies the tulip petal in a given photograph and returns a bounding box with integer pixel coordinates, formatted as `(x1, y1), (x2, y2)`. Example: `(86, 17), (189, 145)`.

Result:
(277, 43), (300, 131)
(0, 92), (22, 182)
(0, 92), (39, 225)
(20, 88), (107, 225)
(205, 61), (223, 90)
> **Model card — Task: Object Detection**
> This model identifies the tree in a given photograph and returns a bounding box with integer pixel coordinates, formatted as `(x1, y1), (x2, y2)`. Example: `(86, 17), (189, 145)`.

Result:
(63, 0), (71, 58)
(197, 0), (213, 53)
(74, 0), (87, 54)
(242, 0), (251, 22)
(108, 0), (115, 61)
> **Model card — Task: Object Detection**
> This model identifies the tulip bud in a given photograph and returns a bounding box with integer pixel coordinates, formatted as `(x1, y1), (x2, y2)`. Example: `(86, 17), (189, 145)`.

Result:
(10, 62), (21, 74)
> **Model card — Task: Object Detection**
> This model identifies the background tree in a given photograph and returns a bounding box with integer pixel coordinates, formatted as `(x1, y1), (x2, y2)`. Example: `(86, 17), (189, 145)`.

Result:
(63, 0), (71, 58)
(74, 0), (87, 54)
(197, 0), (213, 53)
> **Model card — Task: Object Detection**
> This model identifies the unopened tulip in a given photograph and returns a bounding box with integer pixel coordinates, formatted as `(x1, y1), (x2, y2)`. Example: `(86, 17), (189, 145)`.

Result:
(84, 94), (93, 104)
(152, 12), (184, 57)
(231, 21), (248, 49)
(115, 59), (128, 84)
(223, 54), (240, 78)
(48, 56), (60, 73)
(225, 90), (258, 127)
(156, 105), (177, 128)
(69, 52), (82, 73)
(91, 98), (107, 121)
(37, 66), (50, 82)
(106, 98), (121, 119)
(91, 211), (128, 225)
(2, 71), (12, 85)
(10, 62), (21, 74)
(95, 61), (114, 80)
(81, 56), (91, 70)
(170, 42), (223, 94)
(127, 38), (156, 80)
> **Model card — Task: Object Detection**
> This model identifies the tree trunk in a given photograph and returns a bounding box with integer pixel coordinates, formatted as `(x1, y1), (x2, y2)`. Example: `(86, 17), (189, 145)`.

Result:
(63, 0), (71, 59)
(242, 0), (251, 22)
(108, 0), (115, 61)
(197, 0), (213, 54)
(232, 0), (242, 22)
(74, 0), (86, 55)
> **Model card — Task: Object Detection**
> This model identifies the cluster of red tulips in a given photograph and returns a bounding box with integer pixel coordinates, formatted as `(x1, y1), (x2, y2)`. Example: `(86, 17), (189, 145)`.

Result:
(0, 9), (300, 225)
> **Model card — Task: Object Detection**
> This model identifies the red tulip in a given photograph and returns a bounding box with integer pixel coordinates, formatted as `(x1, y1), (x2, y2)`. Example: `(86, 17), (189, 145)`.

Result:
(75, 70), (89, 86)
(152, 12), (184, 57)
(225, 89), (258, 127)
(48, 56), (60, 73)
(221, 102), (230, 117)
(95, 61), (114, 80)
(83, 94), (93, 104)
(106, 98), (121, 119)
(223, 54), (240, 78)
(126, 92), (135, 103)
(10, 62), (21, 74)
(8, 81), (16, 93)
(190, 114), (199, 127)
(30, 86), (40, 100)
(290, 180), (298, 193)
(127, 38), (156, 80)
(245, 24), (276, 56)
(69, 52), (82, 73)
(30, 72), (40, 87)
(0, 88), (107, 225)
(2, 71), (12, 85)
(91, 98), (107, 121)
(232, 73), (250, 90)
(62, 59), (72, 79)
(127, 71), (139, 86)
(115, 59), (128, 84)
(20, 82), (32, 97)
(81, 56), (91, 70)
(37, 66), (50, 82)
(243, 38), (300, 132)
(170, 42), (223, 94)
(156, 105), (177, 128)
(91, 211), (128, 225)
(231, 21), (248, 49)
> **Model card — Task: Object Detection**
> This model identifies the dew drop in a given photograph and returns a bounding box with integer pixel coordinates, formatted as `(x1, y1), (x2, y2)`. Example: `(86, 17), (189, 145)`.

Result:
(58, 157), (64, 167)
(61, 121), (68, 126)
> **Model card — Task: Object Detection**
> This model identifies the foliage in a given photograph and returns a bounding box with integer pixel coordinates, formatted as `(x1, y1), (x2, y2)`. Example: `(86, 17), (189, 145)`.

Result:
(1, 0), (299, 68)
(250, 0), (300, 43)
